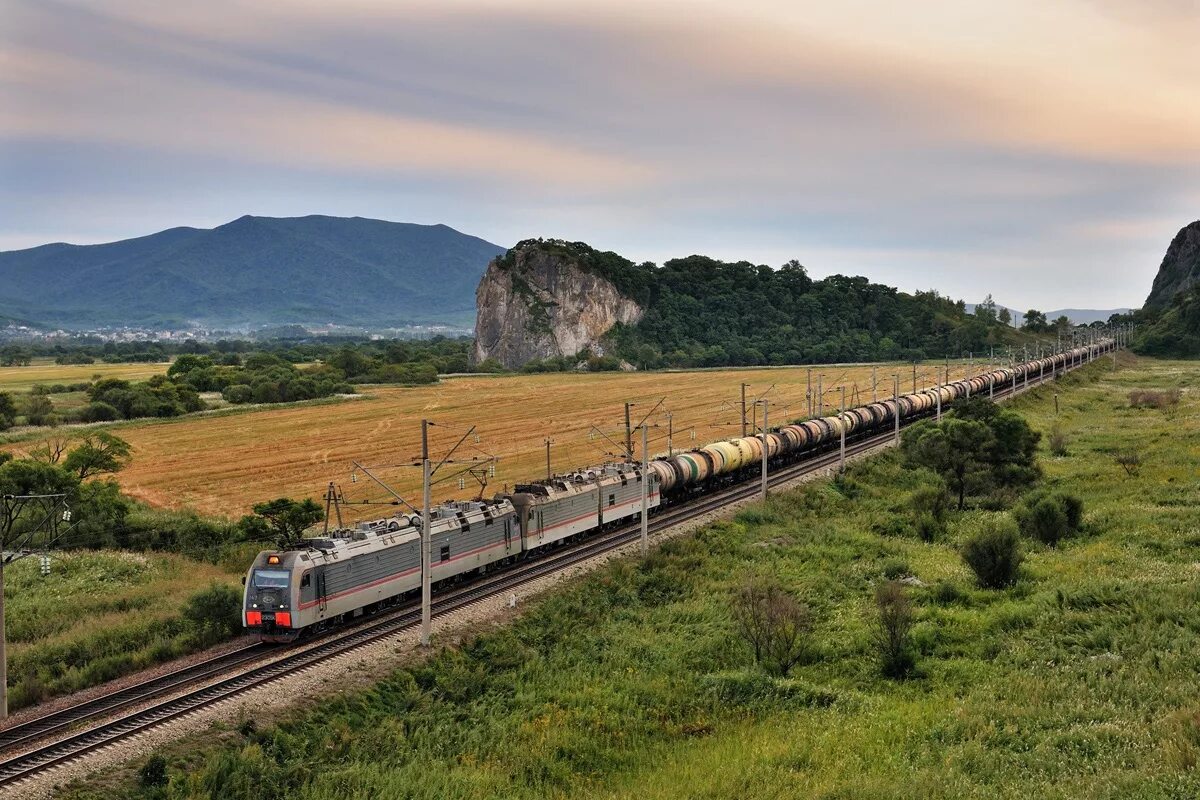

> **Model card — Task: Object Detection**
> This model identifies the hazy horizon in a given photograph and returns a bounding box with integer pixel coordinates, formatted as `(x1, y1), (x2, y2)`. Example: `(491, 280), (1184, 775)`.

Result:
(3, 1), (1198, 310)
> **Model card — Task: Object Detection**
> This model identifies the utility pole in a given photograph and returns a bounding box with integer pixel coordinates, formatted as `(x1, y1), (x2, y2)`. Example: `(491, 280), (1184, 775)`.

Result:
(740, 383), (749, 437)
(759, 400), (769, 501)
(967, 353), (972, 397)
(936, 381), (942, 423)
(893, 375), (900, 444)
(912, 362), (917, 394)
(839, 386), (847, 470)
(817, 374), (823, 417)
(665, 411), (673, 457)
(544, 438), (553, 480)
(624, 402), (633, 461)
(421, 420), (432, 647)
(640, 424), (649, 556)
(989, 372), (995, 400)
(806, 368), (812, 418)
(872, 366), (877, 403)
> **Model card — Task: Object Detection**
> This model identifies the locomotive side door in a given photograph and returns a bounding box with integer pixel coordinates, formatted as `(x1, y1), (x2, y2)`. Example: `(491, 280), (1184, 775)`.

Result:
(315, 567), (328, 615)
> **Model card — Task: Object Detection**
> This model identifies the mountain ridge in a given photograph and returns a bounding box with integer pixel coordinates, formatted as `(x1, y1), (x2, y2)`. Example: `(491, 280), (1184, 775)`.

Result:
(0, 215), (506, 328)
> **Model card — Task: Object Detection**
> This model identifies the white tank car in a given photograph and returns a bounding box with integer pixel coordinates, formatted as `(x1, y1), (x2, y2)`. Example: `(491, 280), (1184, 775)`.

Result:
(504, 462), (661, 551)
(243, 499), (520, 642)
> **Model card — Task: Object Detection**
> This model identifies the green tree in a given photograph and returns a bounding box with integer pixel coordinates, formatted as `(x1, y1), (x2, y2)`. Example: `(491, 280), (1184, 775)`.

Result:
(950, 397), (1041, 488)
(0, 392), (16, 429)
(998, 307), (1012, 326)
(1021, 309), (1048, 333)
(63, 431), (133, 480)
(241, 497), (323, 548)
(902, 418), (996, 509)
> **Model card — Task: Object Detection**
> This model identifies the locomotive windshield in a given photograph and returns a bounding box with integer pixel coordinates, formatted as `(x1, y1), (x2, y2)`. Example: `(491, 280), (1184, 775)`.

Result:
(252, 569), (290, 588)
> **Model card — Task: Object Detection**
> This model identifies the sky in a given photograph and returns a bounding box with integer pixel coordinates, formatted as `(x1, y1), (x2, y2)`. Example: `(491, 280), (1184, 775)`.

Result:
(2, 0), (1198, 310)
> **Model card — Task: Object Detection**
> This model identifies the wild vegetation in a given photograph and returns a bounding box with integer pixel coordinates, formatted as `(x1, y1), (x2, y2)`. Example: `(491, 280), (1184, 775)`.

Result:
(58, 354), (1200, 799)
(0, 437), (322, 708)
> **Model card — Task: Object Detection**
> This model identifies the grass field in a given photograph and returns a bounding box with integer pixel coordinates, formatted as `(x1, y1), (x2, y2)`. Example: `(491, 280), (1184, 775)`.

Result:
(89, 360), (976, 519)
(3, 550), (239, 711)
(0, 359), (169, 393)
(59, 354), (1200, 799)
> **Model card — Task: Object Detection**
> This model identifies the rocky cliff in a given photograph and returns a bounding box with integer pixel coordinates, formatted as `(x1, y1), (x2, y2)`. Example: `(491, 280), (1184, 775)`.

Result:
(472, 241), (644, 368)
(1144, 220), (1200, 311)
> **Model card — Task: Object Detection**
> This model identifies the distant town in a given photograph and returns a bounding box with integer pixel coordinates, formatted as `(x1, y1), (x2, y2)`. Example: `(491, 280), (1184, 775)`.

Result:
(0, 321), (473, 344)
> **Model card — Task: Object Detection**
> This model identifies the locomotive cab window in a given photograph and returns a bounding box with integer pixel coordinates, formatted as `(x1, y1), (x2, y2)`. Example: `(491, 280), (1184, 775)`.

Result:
(252, 569), (290, 589)
(300, 572), (311, 588)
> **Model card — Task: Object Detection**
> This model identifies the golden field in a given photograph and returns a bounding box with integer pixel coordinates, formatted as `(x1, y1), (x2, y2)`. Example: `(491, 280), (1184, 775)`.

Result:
(0, 358), (168, 392)
(88, 360), (981, 520)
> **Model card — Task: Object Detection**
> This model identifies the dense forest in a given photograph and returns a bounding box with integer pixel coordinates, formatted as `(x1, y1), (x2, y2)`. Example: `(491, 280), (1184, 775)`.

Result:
(509, 240), (1022, 368)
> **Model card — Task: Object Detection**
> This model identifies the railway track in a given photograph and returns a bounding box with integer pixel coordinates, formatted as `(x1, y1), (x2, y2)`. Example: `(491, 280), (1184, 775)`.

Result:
(0, 366), (1075, 789)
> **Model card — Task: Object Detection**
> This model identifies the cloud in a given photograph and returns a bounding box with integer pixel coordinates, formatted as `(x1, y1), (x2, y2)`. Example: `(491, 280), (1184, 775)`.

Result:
(1, 0), (1197, 307)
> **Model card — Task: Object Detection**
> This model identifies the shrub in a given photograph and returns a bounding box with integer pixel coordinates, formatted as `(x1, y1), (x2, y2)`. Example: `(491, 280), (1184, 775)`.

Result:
(914, 513), (944, 543)
(910, 480), (950, 522)
(961, 518), (1023, 588)
(182, 583), (242, 645)
(222, 384), (254, 404)
(1115, 450), (1142, 477)
(139, 754), (169, 788)
(1129, 389), (1181, 410)
(1048, 424), (1069, 457)
(1012, 490), (1084, 546)
(873, 580), (915, 678)
(79, 401), (120, 423)
(882, 559), (910, 580)
(733, 577), (815, 677)
(930, 580), (962, 605)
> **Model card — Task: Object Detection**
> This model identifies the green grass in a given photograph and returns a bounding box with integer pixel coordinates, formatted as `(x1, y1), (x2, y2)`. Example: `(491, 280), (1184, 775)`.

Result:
(4, 551), (239, 710)
(60, 354), (1200, 799)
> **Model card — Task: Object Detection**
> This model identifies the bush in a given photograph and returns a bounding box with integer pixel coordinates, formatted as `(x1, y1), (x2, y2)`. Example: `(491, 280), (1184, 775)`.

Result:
(182, 583), (242, 644)
(914, 513), (944, 543)
(1012, 490), (1084, 546)
(1129, 389), (1181, 410)
(222, 384), (254, 404)
(79, 401), (120, 423)
(881, 559), (910, 580)
(139, 754), (169, 788)
(1048, 424), (1069, 457)
(961, 518), (1023, 588)
(873, 580), (915, 678)
(1115, 450), (1142, 477)
(733, 577), (815, 677)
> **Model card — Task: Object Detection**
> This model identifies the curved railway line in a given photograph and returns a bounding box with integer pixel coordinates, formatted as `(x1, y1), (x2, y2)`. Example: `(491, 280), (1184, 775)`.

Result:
(0, 360), (1097, 789)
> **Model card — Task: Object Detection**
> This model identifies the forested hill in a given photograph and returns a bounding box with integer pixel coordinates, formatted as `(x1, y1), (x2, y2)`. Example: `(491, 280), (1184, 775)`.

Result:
(0, 215), (505, 328)
(499, 239), (1022, 369)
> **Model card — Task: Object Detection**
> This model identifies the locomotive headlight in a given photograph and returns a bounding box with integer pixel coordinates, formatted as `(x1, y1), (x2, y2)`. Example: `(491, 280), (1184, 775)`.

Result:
(252, 603), (258, 608)
(267, 555), (281, 565)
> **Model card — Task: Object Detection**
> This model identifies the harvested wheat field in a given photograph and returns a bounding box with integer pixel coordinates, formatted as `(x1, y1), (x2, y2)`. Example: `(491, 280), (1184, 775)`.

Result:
(0, 359), (169, 392)
(108, 361), (976, 519)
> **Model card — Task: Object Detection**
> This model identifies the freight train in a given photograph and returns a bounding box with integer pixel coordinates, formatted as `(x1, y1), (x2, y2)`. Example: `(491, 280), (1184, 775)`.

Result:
(243, 341), (1113, 641)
